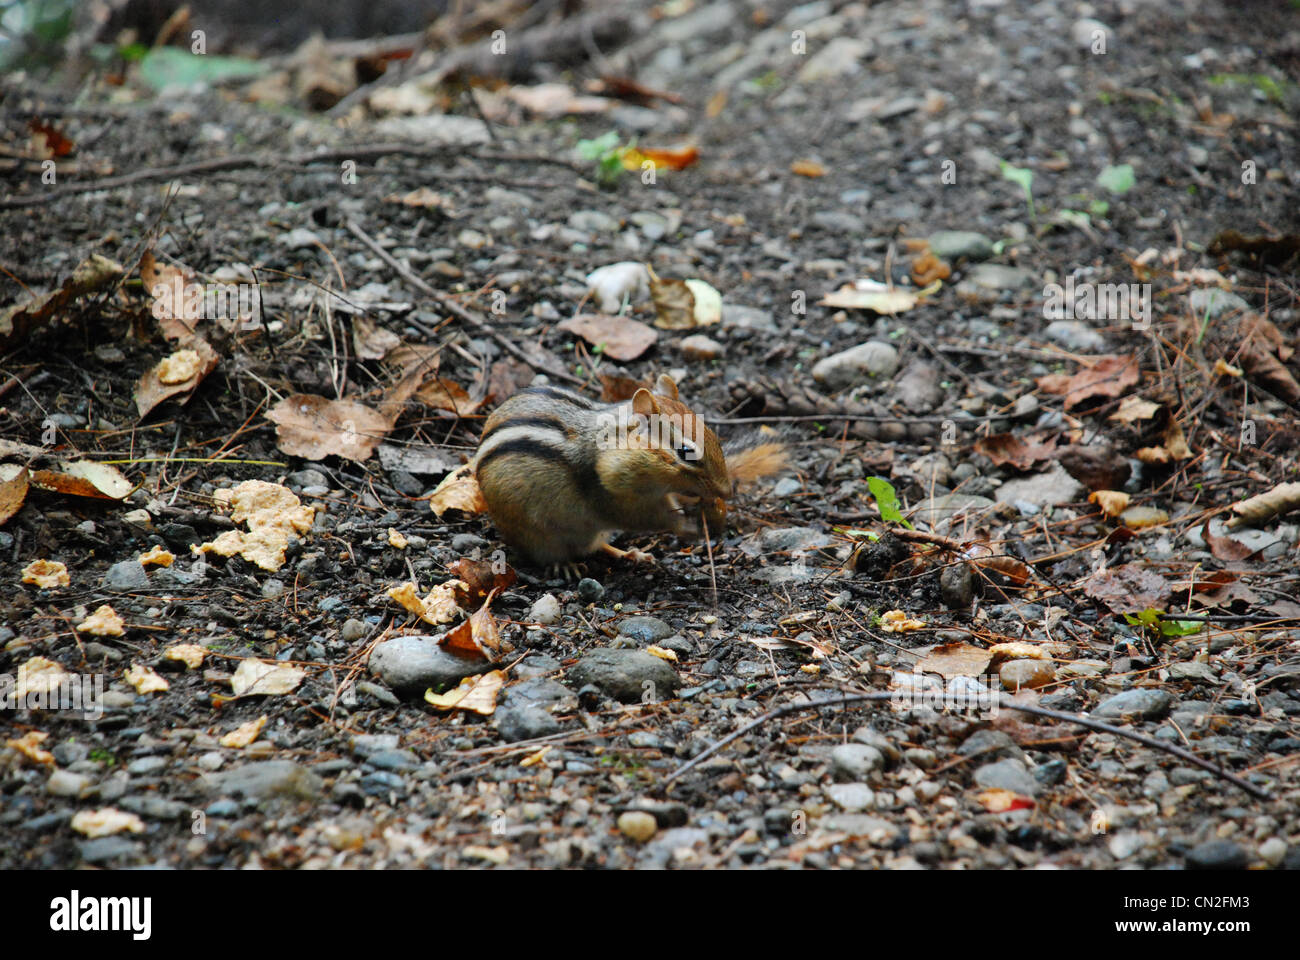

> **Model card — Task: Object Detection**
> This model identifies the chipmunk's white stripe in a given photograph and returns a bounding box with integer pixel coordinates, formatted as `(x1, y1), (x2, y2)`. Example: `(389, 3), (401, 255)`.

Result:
(476, 423), (567, 462)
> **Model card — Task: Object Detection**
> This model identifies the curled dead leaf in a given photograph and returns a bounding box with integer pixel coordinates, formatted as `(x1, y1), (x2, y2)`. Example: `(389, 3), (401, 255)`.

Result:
(0, 465), (29, 525)
(424, 669), (505, 715)
(1227, 481), (1300, 529)
(429, 463), (486, 517)
(30, 461), (132, 500)
(135, 336), (219, 418)
(1088, 489), (1130, 518)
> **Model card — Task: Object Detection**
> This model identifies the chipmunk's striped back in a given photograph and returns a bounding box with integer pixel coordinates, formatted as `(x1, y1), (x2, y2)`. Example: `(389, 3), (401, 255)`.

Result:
(471, 375), (779, 565)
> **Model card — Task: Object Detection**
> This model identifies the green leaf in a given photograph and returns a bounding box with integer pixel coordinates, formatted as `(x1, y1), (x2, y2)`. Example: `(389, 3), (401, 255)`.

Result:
(1124, 609), (1161, 629)
(999, 161), (1035, 220)
(1057, 209), (1092, 230)
(139, 48), (266, 91)
(1123, 608), (1203, 638)
(1096, 163), (1135, 195)
(576, 130), (620, 162)
(999, 161), (1033, 197)
(866, 476), (914, 530)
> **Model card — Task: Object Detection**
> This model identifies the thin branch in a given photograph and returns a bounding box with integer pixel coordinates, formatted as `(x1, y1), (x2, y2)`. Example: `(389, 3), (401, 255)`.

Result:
(661, 690), (1270, 800)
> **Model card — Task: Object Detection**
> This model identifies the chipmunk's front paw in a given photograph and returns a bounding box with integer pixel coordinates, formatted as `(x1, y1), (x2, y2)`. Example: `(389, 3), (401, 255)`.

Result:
(598, 542), (657, 565)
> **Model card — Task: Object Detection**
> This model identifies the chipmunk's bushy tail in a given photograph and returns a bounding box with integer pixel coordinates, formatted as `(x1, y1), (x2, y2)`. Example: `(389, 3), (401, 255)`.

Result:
(723, 429), (789, 490)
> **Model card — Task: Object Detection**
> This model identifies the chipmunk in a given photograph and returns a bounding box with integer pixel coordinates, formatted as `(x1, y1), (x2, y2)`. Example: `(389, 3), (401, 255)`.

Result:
(473, 374), (786, 565)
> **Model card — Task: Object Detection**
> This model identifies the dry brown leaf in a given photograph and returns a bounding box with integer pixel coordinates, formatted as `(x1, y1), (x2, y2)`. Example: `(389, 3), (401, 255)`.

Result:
(351, 314), (401, 360)
(124, 663), (169, 694)
(790, 159), (826, 177)
(71, 808), (144, 837)
(974, 433), (1058, 470)
(1089, 489), (1131, 518)
(622, 143), (700, 171)
(1081, 563), (1170, 612)
(140, 250), (201, 340)
(647, 267), (721, 329)
(0, 254), (123, 351)
(230, 659), (306, 696)
(880, 610), (926, 633)
(385, 343), (441, 379)
(1227, 481), (1300, 529)
(485, 358), (533, 403)
(440, 603), (501, 661)
(972, 555), (1031, 585)
(164, 644), (207, 669)
(30, 461), (132, 501)
(6, 730), (54, 764)
(819, 280), (920, 314)
(1054, 355), (1140, 410)
(915, 642), (991, 678)
(0, 465), (29, 525)
(416, 377), (485, 415)
(266, 394), (393, 462)
(220, 714), (268, 748)
(1108, 395), (1160, 423)
(429, 463), (487, 517)
(556, 313), (659, 361)
(1237, 334), (1300, 403)
(135, 336), (220, 417)
(77, 605), (126, 637)
(447, 558), (517, 608)
(1201, 522), (1254, 562)
(424, 668), (505, 715)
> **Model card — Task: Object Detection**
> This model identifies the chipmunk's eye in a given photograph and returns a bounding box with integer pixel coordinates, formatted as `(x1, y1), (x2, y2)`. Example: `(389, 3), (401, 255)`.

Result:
(675, 439), (701, 462)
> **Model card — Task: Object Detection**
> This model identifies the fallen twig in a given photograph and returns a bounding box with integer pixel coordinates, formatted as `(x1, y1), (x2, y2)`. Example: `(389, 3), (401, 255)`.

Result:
(0, 143), (581, 210)
(345, 217), (582, 386)
(661, 689), (1270, 800)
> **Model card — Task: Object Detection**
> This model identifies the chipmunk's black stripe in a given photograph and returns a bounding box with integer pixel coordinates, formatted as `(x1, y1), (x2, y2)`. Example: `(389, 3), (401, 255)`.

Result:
(480, 415), (568, 442)
(520, 386), (596, 409)
(476, 437), (605, 505)
(476, 438), (566, 470)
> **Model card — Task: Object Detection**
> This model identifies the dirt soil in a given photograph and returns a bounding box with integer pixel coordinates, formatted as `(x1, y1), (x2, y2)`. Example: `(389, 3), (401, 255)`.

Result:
(2, 0), (1300, 870)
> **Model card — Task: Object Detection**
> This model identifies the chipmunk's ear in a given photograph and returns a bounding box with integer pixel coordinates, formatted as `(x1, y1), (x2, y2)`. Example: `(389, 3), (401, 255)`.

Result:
(631, 388), (659, 417)
(654, 374), (679, 400)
